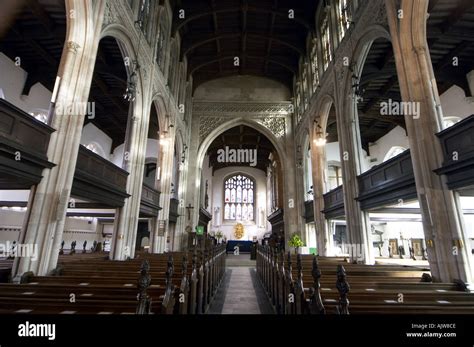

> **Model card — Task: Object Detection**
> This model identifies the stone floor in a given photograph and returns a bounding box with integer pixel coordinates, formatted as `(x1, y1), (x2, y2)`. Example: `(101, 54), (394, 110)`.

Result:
(207, 255), (274, 314)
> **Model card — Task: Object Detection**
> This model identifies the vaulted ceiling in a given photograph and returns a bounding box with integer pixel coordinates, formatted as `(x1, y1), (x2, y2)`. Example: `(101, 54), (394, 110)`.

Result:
(171, 0), (318, 91)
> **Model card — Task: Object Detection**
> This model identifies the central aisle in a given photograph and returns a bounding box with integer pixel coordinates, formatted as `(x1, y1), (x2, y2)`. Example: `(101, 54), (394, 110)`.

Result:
(207, 255), (274, 314)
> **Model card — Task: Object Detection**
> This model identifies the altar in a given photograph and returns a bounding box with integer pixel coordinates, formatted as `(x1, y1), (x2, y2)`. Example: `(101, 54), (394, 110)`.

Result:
(226, 240), (255, 254)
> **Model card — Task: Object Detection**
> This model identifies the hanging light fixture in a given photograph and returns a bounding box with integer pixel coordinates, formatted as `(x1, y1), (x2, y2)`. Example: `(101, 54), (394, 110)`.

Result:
(313, 120), (327, 147)
(123, 67), (138, 102)
(123, 4), (148, 104)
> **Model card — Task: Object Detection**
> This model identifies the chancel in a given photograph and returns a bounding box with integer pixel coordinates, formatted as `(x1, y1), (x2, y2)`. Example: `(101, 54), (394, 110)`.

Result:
(0, 0), (473, 320)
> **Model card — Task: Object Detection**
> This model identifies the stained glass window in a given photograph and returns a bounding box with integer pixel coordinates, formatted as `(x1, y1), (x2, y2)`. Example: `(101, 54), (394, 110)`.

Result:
(224, 204), (230, 219)
(224, 175), (254, 221)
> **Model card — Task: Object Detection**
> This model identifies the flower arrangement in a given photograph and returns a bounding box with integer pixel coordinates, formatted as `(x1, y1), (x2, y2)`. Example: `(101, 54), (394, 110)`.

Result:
(288, 233), (305, 254)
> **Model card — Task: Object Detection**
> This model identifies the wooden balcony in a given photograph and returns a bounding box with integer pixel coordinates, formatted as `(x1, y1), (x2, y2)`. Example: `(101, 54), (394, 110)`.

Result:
(72, 145), (129, 207)
(322, 186), (345, 219)
(169, 198), (180, 222)
(435, 115), (474, 194)
(140, 184), (161, 217)
(268, 208), (284, 236)
(0, 99), (54, 189)
(199, 207), (212, 233)
(357, 150), (417, 210)
(304, 200), (314, 223)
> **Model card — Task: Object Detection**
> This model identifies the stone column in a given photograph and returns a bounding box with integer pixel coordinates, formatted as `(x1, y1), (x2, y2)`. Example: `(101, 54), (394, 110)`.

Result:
(282, 114), (301, 251)
(385, 0), (473, 283)
(310, 137), (331, 256)
(183, 110), (202, 243)
(13, 0), (106, 278)
(336, 73), (374, 265)
(150, 125), (177, 253)
(174, 144), (189, 251)
(109, 53), (155, 260)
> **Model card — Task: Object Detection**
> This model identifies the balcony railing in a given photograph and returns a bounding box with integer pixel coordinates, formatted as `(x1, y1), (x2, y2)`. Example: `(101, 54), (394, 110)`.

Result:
(435, 115), (474, 192)
(0, 99), (54, 189)
(169, 198), (179, 222)
(140, 184), (161, 217)
(72, 146), (129, 207)
(357, 150), (417, 210)
(322, 185), (345, 219)
(304, 200), (314, 223)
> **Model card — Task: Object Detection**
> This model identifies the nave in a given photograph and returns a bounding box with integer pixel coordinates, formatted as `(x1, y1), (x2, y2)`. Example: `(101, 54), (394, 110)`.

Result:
(0, 0), (474, 330)
(1, 242), (474, 315)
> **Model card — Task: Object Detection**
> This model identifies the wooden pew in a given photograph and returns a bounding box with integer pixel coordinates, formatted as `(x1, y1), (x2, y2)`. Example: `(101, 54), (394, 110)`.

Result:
(256, 245), (474, 315)
(0, 243), (226, 315)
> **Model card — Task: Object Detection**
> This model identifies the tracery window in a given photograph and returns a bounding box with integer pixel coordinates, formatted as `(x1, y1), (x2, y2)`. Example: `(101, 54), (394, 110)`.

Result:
(321, 14), (332, 70)
(337, 0), (352, 41)
(156, 16), (169, 70)
(310, 40), (319, 92)
(224, 175), (254, 221)
(137, 0), (151, 36)
(295, 81), (302, 122)
(302, 66), (309, 110)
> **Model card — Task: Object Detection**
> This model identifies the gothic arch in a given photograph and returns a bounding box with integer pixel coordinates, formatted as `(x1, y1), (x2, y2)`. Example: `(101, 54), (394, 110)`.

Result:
(151, 94), (169, 133)
(315, 94), (336, 134)
(100, 24), (145, 122)
(197, 118), (287, 170)
(342, 24), (392, 102)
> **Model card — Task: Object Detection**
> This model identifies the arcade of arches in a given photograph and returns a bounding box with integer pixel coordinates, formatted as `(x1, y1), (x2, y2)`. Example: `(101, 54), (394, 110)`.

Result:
(0, 0), (473, 317)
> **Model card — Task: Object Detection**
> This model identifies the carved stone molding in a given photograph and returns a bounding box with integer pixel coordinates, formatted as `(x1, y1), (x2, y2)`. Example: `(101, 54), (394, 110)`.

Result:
(103, 2), (119, 27)
(199, 116), (228, 143)
(195, 101), (291, 144)
(194, 101), (293, 116)
(66, 41), (81, 54)
(254, 117), (286, 139)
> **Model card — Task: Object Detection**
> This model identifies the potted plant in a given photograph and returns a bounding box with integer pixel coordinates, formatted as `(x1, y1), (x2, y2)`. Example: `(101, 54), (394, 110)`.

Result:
(288, 233), (305, 254)
(215, 230), (223, 244)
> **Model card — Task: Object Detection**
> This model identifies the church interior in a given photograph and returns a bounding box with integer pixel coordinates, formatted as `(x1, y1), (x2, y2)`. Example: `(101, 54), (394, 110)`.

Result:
(0, 0), (474, 325)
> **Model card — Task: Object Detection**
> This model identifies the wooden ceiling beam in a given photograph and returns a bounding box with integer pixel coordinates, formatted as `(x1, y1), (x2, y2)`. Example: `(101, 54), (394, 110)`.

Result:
(358, 113), (405, 128)
(428, 0), (440, 12)
(25, 0), (55, 33)
(362, 75), (399, 114)
(190, 54), (296, 75)
(11, 28), (57, 67)
(240, 0), (248, 73)
(264, 0), (278, 74)
(183, 32), (304, 56)
(174, 6), (311, 35)
(434, 41), (470, 71)
(209, 0), (222, 74)
(440, 0), (474, 34)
